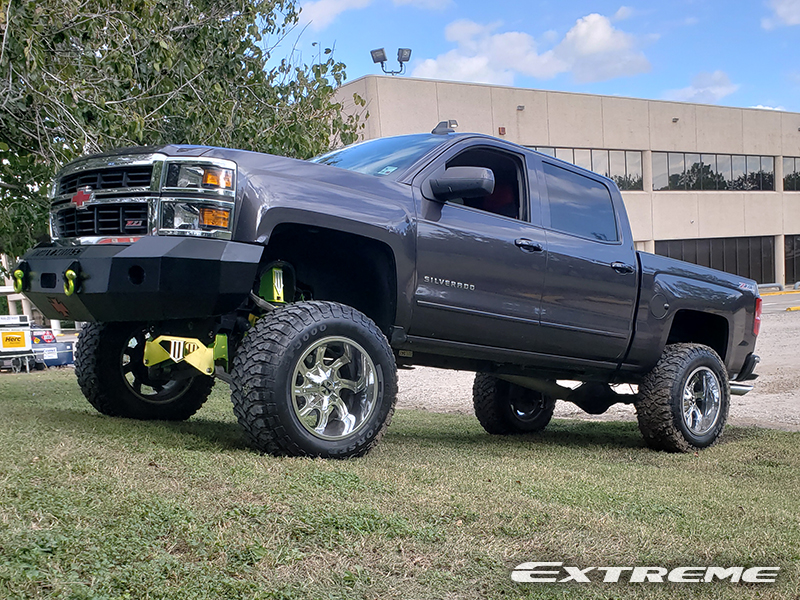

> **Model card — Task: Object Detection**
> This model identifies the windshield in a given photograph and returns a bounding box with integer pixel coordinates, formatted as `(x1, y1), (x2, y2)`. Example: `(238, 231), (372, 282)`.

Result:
(309, 134), (447, 178)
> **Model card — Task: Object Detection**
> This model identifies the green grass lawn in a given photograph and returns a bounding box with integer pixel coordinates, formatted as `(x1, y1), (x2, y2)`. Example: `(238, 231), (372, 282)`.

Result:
(1, 369), (798, 599)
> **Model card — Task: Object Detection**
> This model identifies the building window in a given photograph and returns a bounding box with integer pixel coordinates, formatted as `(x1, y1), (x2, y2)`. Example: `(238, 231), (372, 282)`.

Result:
(533, 147), (643, 190)
(784, 157), (800, 191)
(652, 152), (775, 191)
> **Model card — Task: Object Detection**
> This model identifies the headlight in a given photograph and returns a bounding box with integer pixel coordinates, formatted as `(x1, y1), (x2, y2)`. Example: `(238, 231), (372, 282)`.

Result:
(161, 201), (232, 232)
(158, 158), (237, 239)
(165, 164), (234, 191)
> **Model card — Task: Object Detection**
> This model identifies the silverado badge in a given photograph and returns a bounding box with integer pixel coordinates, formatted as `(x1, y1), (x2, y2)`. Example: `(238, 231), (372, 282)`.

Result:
(423, 275), (475, 291)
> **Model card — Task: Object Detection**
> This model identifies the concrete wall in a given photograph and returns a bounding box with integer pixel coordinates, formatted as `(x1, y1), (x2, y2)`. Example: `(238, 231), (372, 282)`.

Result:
(337, 75), (800, 155)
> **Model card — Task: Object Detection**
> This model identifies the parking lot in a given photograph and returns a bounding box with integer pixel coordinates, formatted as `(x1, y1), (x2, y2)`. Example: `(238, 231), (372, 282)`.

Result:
(398, 292), (800, 432)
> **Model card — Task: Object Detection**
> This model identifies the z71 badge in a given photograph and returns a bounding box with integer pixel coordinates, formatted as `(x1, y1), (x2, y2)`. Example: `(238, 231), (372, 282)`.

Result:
(423, 275), (475, 291)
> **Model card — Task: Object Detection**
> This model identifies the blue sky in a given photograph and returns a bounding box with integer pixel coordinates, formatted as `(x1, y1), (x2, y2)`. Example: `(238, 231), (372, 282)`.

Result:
(289, 0), (800, 112)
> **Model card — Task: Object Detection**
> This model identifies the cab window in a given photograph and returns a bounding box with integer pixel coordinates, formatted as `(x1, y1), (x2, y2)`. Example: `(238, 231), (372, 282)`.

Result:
(445, 148), (526, 220)
(543, 162), (618, 242)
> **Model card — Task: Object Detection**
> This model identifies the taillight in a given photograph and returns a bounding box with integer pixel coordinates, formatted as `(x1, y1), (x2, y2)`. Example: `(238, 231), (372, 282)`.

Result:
(754, 297), (762, 336)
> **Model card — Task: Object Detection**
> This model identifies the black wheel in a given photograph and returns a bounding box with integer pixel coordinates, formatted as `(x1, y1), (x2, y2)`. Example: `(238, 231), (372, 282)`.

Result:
(473, 373), (556, 435)
(74, 322), (214, 420)
(635, 343), (730, 452)
(230, 301), (397, 458)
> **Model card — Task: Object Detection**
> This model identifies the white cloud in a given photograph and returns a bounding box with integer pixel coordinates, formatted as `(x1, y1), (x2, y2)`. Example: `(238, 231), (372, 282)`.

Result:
(558, 14), (651, 83)
(412, 13), (650, 85)
(414, 51), (514, 85)
(762, 0), (800, 29)
(541, 29), (559, 44)
(393, 0), (452, 9)
(613, 6), (634, 21)
(664, 71), (739, 104)
(300, 0), (371, 31)
(413, 21), (558, 84)
(750, 104), (787, 111)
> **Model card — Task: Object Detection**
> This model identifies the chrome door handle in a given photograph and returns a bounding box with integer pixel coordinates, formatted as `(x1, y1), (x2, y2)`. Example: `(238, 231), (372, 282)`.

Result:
(611, 261), (635, 274)
(515, 238), (544, 253)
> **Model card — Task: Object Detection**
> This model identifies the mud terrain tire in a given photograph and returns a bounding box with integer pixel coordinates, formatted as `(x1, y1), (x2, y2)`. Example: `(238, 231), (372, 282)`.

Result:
(230, 301), (397, 458)
(635, 343), (729, 452)
(75, 322), (214, 420)
(473, 373), (556, 435)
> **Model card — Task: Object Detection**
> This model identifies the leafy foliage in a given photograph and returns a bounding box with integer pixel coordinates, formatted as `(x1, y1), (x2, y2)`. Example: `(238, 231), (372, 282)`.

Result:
(783, 171), (800, 192)
(610, 174), (643, 191)
(0, 0), (364, 257)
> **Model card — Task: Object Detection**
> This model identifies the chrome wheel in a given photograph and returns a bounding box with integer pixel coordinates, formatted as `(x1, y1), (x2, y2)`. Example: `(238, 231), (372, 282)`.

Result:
(510, 393), (548, 422)
(681, 366), (722, 436)
(291, 336), (378, 440)
(121, 330), (193, 404)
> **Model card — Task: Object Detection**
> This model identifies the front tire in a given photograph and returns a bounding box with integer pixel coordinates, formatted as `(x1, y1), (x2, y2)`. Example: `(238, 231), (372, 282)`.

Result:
(230, 301), (398, 458)
(473, 373), (556, 435)
(74, 322), (214, 420)
(635, 343), (730, 452)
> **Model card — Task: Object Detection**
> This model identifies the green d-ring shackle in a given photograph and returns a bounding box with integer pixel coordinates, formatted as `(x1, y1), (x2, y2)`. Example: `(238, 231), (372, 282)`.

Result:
(12, 269), (24, 293)
(64, 269), (78, 296)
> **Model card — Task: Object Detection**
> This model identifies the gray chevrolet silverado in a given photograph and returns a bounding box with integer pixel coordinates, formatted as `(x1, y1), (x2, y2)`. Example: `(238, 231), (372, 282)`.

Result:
(15, 125), (761, 457)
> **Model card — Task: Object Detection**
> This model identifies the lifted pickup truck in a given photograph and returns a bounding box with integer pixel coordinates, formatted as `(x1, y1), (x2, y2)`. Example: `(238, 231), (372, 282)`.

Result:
(16, 125), (761, 457)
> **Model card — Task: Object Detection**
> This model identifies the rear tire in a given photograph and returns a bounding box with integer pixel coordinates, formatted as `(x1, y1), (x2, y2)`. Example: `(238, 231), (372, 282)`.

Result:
(75, 322), (214, 420)
(230, 301), (397, 458)
(473, 373), (555, 435)
(635, 343), (729, 452)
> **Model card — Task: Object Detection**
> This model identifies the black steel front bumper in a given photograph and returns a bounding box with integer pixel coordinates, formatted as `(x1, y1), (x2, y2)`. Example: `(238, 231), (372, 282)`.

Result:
(18, 237), (263, 322)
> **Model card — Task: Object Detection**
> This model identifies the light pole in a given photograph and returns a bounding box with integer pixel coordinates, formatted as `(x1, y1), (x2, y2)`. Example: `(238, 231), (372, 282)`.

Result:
(370, 48), (412, 76)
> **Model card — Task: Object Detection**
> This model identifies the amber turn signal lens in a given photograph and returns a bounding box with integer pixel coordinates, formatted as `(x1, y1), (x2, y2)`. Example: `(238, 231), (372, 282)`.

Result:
(202, 168), (233, 189)
(199, 207), (230, 229)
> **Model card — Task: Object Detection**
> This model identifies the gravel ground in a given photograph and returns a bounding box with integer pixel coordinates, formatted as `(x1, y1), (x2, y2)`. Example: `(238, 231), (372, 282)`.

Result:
(397, 311), (800, 431)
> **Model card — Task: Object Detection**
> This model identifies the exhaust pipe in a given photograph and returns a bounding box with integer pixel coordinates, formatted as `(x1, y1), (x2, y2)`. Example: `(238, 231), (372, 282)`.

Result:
(730, 382), (753, 396)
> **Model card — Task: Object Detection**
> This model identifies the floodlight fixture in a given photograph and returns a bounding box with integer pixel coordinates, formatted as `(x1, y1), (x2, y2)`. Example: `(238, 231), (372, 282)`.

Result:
(370, 47), (412, 76)
(370, 48), (387, 64)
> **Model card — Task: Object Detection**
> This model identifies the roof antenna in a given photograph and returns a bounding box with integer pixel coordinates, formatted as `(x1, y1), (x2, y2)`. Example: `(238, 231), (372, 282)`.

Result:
(431, 120), (458, 134)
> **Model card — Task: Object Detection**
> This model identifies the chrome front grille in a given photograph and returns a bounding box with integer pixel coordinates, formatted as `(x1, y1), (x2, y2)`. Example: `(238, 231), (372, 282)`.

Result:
(56, 204), (149, 238)
(50, 152), (236, 241)
(58, 166), (153, 196)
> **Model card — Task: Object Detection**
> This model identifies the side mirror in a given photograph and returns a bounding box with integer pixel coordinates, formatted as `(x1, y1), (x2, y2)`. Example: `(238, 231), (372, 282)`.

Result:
(429, 167), (495, 201)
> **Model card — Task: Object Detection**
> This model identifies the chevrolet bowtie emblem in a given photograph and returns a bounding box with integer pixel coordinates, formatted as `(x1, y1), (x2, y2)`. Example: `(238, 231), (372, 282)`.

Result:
(71, 186), (94, 209)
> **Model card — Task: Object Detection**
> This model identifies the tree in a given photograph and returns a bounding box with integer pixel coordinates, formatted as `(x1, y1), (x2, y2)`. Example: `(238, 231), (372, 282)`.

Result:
(0, 0), (364, 259)
(611, 174), (643, 191)
(786, 171), (800, 192)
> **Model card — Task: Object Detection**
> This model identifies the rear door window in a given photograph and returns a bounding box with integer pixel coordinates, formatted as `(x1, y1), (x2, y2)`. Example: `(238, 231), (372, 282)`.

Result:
(542, 162), (618, 242)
